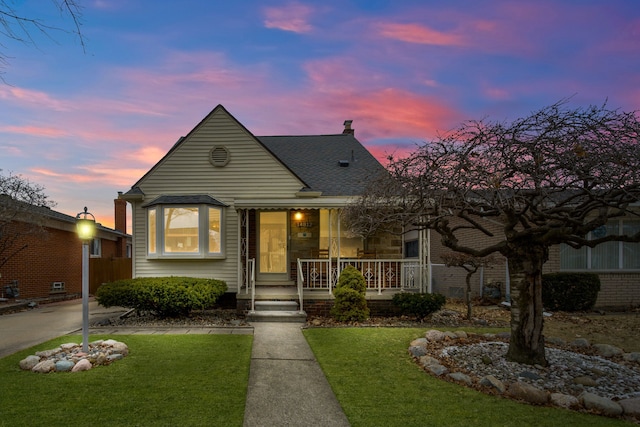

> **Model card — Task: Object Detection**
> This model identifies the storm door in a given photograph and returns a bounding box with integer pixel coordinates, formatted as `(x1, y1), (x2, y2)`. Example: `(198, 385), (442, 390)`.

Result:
(257, 211), (288, 282)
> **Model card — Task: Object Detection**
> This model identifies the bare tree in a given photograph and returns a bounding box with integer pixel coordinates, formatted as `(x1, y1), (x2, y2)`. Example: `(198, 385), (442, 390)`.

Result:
(0, 0), (85, 73)
(441, 252), (497, 320)
(344, 100), (640, 366)
(0, 170), (55, 270)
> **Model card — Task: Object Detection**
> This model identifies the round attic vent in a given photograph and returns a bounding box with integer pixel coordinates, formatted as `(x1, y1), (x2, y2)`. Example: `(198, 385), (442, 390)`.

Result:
(209, 146), (230, 167)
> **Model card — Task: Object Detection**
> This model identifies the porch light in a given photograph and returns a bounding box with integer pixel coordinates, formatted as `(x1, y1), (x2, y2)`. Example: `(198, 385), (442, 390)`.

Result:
(294, 211), (313, 228)
(75, 207), (96, 352)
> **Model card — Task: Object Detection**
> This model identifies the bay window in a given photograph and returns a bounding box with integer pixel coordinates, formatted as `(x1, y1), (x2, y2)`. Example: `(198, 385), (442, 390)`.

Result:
(147, 201), (224, 258)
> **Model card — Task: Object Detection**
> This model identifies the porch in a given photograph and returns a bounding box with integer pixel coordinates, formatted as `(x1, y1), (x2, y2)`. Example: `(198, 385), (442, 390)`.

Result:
(237, 257), (430, 319)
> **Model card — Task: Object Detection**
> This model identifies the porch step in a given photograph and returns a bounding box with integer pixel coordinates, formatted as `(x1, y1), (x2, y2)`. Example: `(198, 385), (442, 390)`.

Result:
(255, 300), (299, 311)
(247, 300), (307, 323)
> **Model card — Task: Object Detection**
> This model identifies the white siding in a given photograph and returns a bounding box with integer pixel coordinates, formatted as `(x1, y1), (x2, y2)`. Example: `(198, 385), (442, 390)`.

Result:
(129, 107), (305, 291)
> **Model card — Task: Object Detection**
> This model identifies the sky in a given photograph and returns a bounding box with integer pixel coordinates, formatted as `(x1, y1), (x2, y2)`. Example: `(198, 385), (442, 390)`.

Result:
(1, 0), (639, 232)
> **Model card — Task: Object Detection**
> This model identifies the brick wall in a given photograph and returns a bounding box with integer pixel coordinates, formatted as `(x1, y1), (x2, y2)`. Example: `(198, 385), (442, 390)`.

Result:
(1, 219), (130, 301)
(2, 222), (82, 300)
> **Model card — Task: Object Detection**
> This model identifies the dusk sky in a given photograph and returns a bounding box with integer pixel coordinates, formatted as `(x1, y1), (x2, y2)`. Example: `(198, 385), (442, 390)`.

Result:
(1, 0), (639, 231)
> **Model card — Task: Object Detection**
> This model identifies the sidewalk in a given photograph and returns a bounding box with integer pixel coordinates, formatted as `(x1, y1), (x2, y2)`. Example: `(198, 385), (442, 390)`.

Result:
(0, 300), (350, 426)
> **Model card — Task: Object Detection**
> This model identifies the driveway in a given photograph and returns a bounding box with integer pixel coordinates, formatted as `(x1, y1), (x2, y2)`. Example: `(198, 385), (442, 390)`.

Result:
(0, 298), (127, 358)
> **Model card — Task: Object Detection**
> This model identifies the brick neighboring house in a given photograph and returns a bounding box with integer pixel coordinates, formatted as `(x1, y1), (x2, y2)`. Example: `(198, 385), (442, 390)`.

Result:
(0, 197), (131, 302)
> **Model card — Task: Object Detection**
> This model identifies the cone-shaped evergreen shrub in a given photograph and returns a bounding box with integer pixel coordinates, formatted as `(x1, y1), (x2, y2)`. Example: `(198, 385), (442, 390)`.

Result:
(330, 265), (370, 321)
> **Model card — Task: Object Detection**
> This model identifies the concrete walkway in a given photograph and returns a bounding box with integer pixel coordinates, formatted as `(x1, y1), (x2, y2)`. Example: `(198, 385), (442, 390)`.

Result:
(243, 323), (350, 427)
(0, 300), (350, 426)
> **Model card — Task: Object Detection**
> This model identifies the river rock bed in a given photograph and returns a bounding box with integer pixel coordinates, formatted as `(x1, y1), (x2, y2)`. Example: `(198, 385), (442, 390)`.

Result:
(19, 339), (129, 373)
(410, 329), (640, 420)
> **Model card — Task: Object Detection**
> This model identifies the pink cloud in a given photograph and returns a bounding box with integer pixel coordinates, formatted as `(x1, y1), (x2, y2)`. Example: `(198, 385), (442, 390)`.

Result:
(263, 2), (314, 33)
(0, 125), (69, 138)
(0, 86), (71, 111)
(375, 22), (465, 46)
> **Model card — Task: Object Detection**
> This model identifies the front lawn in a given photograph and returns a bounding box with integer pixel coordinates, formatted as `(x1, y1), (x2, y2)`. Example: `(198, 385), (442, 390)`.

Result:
(304, 327), (632, 427)
(0, 334), (252, 427)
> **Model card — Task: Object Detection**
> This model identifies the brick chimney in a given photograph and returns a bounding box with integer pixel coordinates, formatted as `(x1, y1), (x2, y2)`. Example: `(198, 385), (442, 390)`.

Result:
(343, 120), (354, 135)
(114, 193), (128, 257)
(115, 193), (127, 233)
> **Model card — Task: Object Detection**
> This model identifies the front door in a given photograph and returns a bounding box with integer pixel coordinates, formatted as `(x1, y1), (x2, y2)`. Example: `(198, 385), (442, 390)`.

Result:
(257, 211), (288, 282)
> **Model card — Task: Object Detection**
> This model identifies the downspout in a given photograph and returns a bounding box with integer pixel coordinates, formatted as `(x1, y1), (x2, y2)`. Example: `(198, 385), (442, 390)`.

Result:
(427, 226), (432, 294)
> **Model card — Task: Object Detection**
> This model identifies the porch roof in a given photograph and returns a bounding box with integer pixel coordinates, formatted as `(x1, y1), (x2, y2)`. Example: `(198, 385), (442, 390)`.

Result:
(233, 197), (353, 210)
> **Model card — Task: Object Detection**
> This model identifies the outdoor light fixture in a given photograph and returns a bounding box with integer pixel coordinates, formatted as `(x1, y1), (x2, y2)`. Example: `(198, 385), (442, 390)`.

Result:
(76, 207), (96, 352)
(294, 211), (313, 228)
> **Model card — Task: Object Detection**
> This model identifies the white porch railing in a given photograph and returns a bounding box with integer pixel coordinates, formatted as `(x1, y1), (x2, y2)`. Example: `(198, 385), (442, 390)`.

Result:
(296, 258), (424, 294)
(246, 259), (256, 312)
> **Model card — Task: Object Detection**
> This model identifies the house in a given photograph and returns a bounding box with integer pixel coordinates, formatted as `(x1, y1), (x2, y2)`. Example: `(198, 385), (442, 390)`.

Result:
(0, 196), (132, 302)
(405, 212), (640, 310)
(120, 105), (431, 316)
(120, 105), (639, 314)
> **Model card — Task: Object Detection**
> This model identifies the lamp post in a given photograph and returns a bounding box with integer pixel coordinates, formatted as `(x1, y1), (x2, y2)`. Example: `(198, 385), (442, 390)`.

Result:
(76, 207), (96, 352)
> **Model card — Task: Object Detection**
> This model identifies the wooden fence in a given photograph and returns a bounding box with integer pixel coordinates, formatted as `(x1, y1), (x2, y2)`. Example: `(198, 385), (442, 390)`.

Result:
(89, 257), (132, 294)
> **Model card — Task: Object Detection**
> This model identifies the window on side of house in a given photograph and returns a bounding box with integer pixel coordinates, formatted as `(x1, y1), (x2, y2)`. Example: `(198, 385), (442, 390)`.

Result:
(404, 239), (419, 258)
(90, 238), (101, 257)
(560, 219), (640, 271)
(147, 204), (224, 258)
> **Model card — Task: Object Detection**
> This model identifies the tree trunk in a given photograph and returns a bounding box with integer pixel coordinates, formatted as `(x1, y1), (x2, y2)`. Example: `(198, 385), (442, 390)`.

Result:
(505, 244), (548, 366)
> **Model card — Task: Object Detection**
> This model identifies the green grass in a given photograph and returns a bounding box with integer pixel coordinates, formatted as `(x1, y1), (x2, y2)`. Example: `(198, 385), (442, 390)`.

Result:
(0, 334), (252, 427)
(304, 327), (633, 427)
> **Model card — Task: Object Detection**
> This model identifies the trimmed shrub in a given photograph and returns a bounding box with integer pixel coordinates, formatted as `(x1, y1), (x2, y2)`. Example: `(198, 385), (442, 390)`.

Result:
(330, 265), (370, 322)
(96, 277), (227, 318)
(392, 292), (446, 321)
(542, 272), (600, 312)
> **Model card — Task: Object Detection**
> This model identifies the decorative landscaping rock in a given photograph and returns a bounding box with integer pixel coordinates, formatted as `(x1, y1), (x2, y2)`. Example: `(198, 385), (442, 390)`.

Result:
(448, 372), (472, 385)
(507, 381), (549, 405)
(573, 376), (597, 387)
(32, 359), (56, 373)
(619, 396), (640, 417)
(550, 393), (579, 409)
(624, 352), (640, 363)
(570, 338), (590, 348)
(107, 353), (124, 362)
(418, 355), (440, 368)
(410, 338), (427, 347)
(580, 392), (623, 417)
(19, 340), (128, 373)
(407, 328), (640, 422)
(55, 360), (75, 372)
(481, 355), (493, 365)
(409, 346), (428, 358)
(428, 364), (449, 376)
(593, 343), (623, 358)
(425, 329), (445, 342)
(19, 355), (40, 370)
(480, 375), (505, 393)
(72, 359), (92, 372)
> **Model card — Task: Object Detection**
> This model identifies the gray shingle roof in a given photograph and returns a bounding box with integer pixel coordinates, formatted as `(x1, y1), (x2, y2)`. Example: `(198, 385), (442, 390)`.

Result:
(257, 134), (387, 196)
